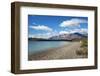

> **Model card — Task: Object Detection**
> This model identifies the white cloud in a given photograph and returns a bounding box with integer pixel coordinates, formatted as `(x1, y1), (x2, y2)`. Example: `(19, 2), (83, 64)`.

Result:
(29, 25), (53, 31)
(79, 28), (88, 34)
(29, 32), (53, 39)
(28, 30), (59, 39)
(60, 18), (87, 27)
(59, 31), (69, 34)
(59, 29), (87, 35)
(28, 34), (35, 38)
(69, 28), (88, 34)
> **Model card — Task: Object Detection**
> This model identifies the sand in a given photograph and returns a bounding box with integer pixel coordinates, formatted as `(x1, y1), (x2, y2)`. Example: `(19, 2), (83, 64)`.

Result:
(28, 41), (87, 60)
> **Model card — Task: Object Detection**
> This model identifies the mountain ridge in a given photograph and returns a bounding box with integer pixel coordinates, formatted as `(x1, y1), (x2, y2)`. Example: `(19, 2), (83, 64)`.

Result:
(49, 32), (87, 40)
(29, 32), (87, 41)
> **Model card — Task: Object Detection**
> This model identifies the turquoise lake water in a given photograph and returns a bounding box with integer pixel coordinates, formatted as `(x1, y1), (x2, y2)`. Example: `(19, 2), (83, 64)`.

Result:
(28, 41), (70, 55)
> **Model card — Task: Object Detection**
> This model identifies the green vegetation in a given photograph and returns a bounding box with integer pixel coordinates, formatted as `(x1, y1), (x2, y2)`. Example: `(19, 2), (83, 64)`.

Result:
(76, 39), (88, 56)
(80, 39), (88, 48)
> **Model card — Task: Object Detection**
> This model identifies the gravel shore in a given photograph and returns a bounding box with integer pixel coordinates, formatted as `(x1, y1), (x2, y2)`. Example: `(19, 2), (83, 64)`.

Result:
(28, 41), (87, 60)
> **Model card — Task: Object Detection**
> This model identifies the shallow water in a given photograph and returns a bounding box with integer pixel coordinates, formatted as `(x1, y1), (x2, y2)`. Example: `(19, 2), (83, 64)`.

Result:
(28, 41), (71, 55)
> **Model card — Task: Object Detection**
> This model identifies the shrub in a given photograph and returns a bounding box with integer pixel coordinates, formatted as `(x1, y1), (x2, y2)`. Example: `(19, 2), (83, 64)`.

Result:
(76, 39), (88, 56)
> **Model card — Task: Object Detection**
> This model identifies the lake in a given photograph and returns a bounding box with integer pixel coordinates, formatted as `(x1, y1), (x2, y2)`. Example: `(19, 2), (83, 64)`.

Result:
(28, 41), (71, 55)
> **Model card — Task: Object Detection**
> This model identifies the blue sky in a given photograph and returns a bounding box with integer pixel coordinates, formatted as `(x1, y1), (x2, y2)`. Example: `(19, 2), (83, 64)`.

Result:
(28, 15), (88, 38)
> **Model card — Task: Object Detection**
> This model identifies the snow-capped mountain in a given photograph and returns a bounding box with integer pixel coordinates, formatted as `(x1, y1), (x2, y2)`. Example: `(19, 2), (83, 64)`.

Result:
(49, 32), (87, 40)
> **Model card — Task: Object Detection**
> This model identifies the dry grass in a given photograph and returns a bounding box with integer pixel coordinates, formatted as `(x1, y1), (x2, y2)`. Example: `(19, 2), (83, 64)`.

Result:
(76, 39), (88, 56)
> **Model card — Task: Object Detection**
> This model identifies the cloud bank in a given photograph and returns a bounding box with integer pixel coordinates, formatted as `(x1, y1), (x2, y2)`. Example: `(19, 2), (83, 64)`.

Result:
(29, 25), (52, 31)
(59, 31), (69, 34)
(60, 18), (87, 27)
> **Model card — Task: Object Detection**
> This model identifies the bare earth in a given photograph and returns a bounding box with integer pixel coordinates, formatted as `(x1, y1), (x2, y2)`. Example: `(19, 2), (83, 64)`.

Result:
(28, 41), (87, 60)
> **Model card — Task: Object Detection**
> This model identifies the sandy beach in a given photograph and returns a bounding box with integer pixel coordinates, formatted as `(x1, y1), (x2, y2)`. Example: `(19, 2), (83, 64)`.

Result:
(28, 41), (87, 60)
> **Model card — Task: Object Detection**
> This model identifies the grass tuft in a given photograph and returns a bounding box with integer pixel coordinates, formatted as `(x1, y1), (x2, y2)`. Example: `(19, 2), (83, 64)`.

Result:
(76, 39), (88, 56)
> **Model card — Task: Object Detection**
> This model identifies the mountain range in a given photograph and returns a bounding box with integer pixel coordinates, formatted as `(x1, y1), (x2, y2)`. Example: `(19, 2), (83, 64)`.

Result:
(49, 32), (87, 40)
(29, 32), (87, 41)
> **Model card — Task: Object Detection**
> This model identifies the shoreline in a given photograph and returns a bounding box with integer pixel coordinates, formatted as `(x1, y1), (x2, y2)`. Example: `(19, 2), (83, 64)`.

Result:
(28, 41), (87, 60)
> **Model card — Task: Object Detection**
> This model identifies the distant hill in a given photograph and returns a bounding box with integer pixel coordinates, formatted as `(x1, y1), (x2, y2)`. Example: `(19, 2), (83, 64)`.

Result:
(28, 38), (47, 41)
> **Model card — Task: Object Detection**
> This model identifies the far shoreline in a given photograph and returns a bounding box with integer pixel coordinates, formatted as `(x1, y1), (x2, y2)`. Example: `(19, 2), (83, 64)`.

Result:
(28, 38), (73, 41)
